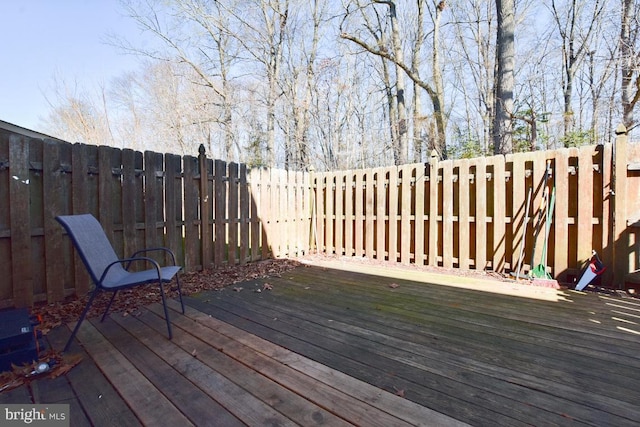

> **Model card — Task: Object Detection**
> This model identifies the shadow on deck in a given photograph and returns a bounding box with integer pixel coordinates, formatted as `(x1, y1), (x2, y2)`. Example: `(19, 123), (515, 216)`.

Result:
(2, 260), (640, 426)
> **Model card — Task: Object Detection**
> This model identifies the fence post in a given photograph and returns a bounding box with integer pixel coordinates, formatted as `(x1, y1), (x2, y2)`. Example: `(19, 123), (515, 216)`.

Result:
(613, 124), (629, 288)
(198, 144), (211, 268)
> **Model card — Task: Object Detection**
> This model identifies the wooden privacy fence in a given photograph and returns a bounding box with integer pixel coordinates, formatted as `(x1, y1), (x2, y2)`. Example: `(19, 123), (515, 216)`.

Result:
(2, 124), (640, 308)
(312, 127), (640, 287)
(0, 129), (311, 308)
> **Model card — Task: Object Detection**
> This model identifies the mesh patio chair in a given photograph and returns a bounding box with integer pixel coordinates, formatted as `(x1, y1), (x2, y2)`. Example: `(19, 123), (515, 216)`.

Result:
(56, 214), (184, 352)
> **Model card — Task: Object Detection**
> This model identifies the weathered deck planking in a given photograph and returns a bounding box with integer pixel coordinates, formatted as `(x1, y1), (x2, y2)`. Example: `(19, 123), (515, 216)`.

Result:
(4, 261), (639, 426)
(186, 263), (640, 426)
(3, 288), (461, 427)
(0, 327), (141, 426)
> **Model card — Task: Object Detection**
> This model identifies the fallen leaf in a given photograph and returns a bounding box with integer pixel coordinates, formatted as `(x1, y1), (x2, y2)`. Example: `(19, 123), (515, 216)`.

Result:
(233, 287), (243, 292)
(388, 283), (400, 289)
(263, 283), (273, 291)
(393, 386), (405, 397)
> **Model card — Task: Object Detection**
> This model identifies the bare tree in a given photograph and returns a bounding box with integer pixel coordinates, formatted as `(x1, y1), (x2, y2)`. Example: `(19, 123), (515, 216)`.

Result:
(411, 0), (427, 162)
(448, 0), (496, 155)
(44, 75), (113, 146)
(375, 0), (409, 164)
(340, 0), (448, 160)
(550, 0), (606, 136)
(39, 0), (634, 168)
(214, 0), (290, 166)
(340, 1), (407, 164)
(279, 0), (327, 170)
(118, 0), (239, 159)
(621, 0), (640, 132)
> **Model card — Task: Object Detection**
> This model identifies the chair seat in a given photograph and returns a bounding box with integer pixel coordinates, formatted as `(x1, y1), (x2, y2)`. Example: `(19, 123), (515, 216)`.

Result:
(102, 266), (182, 289)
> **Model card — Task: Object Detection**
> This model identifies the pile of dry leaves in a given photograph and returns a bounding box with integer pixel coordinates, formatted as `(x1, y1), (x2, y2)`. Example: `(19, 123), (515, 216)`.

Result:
(31, 258), (301, 335)
(0, 350), (83, 393)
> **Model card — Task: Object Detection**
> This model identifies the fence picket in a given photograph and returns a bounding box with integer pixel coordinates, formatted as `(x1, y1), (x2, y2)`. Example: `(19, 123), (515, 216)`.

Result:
(354, 171), (364, 257)
(442, 161), (454, 268)
(344, 171), (354, 257)
(43, 140), (66, 302)
(428, 155), (439, 266)
(554, 149), (570, 280)
(577, 146), (595, 267)
(414, 164), (426, 266)
(387, 169), (398, 262)
(334, 171), (344, 256)
(491, 156), (507, 272)
(121, 150), (136, 259)
(183, 155), (200, 271)
(145, 151), (164, 263)
(510, 154), (527, 272)
(228, 162), (239, 265)
(365, 170), (375, 259)
(601, 143), (614, 283)
(458, 160), (470, 270)
(240, 164), (249, 264)
(474, 157), (487, 271)
(248, 168), (261, 262)
(8, 135), (32, 307)
(375, 168), (386, 260)
(400, 165), (412, 265)
(70, 143), (91, 295)
(165, 153), (183, 267)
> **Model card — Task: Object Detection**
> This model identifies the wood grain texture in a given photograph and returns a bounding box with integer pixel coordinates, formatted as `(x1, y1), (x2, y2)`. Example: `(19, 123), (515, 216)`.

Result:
(188, 262), (640, 426)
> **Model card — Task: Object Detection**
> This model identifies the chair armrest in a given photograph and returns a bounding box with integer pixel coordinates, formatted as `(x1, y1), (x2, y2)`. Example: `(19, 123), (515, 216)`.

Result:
(129, 247), (177, 266)
(98, 256), (162, 286)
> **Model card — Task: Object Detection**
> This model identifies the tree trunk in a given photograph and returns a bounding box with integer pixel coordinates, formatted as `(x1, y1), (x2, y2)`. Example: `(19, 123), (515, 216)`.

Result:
(621, 0), (637, 130)
(385, 1), (408, 165)
(432, 1), (447, 159)
(493, 0), (514, 155)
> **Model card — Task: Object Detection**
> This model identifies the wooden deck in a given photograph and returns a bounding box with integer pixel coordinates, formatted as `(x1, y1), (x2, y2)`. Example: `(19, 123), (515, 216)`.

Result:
(3, 259), (640, 426)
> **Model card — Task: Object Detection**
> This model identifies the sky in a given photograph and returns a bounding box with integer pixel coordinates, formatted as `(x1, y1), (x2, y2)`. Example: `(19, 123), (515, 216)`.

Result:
(0, 0), (148, 135)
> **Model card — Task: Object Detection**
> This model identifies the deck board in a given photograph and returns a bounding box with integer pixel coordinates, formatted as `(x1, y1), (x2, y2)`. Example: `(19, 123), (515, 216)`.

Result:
(47, 326), (141, 427)
(74, 319), (195, 427)
(90, 317), (245, 427)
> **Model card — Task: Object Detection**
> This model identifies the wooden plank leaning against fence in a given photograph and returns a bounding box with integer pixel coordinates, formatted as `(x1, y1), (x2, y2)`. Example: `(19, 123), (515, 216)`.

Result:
(1, 125), (639, 308)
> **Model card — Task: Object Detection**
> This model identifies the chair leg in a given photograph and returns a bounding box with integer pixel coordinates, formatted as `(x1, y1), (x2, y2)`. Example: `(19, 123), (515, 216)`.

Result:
(101, 290), (119, 322)
(158, 281), (172, 340)
(64, 288), (101, 353)
(175, 275), (185, 314)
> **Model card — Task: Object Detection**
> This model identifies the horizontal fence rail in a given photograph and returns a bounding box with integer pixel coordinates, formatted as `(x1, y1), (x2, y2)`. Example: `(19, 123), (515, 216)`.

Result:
(1, 125), (639, 308)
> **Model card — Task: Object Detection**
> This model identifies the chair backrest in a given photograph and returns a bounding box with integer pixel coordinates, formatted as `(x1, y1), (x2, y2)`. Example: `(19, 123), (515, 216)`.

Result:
(56, 214), (126, 286)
